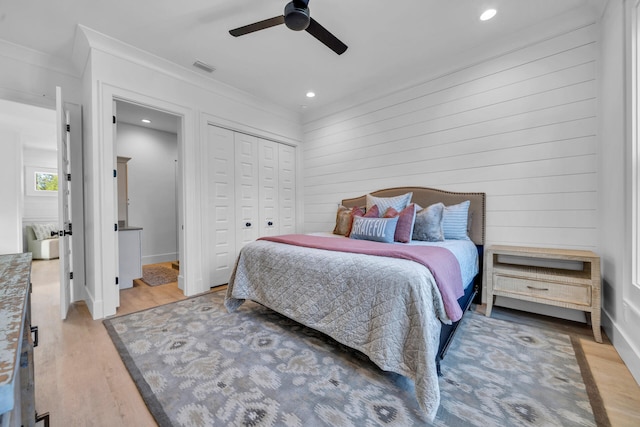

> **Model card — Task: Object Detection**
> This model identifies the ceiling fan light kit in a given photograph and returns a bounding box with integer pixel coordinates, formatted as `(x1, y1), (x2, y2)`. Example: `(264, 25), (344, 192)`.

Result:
(284, 0), (310, 31)
(229, 0), (348, 55)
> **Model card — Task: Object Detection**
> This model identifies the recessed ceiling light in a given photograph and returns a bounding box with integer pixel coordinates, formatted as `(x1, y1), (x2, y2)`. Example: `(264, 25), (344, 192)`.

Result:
(141, 119), (151, 124)
(480, 9), (497, 21)
(306, 91), (316, 98)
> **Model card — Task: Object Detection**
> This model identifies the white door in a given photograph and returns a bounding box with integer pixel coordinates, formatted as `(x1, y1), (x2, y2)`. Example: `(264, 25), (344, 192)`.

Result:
(234, 132), (259, 251)
(67, 103), (85, 305)
(259, 139), (279, 237)
(278, 144), (296, 235)
(112, 100), (120, 308)
(56, 86), (72, 319)
(207, 125), (237, 287)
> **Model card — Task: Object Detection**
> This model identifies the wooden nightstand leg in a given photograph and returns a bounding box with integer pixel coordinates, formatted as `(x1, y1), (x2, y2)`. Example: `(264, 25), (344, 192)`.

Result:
(485, 295), (494, 317)
(591, 309), (603, 343)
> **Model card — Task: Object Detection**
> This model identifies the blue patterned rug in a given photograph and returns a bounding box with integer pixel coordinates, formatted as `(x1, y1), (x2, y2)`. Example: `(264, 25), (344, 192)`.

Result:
(103, 292), (607, 426)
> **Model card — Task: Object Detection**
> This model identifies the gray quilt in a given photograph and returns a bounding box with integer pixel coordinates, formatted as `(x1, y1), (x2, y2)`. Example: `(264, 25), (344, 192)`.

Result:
(225, 239), (451, 421)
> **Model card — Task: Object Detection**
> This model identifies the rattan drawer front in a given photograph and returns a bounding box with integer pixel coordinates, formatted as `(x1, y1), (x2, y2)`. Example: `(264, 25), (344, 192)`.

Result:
(493, 274), (592, 306)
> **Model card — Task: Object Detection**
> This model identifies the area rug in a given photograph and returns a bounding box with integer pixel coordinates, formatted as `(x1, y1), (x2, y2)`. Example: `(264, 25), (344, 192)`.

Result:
(103, 292), (607, 427)
(141, 265), (179, 286)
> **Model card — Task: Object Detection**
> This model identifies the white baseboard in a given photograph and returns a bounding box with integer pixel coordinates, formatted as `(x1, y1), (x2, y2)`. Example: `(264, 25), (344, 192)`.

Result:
(603, 312), (640, 386)
(142, 252), (178, 265)
(71, 283), (87, 305)
(86, 293), (103, 320)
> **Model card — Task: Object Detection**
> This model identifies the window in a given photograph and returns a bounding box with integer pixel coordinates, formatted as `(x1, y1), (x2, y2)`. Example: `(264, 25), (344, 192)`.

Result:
(25, 166), (58, 197)
(35, 171), (58, 192)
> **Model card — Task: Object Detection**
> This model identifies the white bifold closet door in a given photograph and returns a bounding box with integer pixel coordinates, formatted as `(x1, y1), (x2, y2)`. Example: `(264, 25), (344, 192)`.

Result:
(259, 139), (280, 237)
(206, 125), (296, 287)
(207, 126), (237, 287)
(235, 132), (260, 251)
(278, 143), (296, 235)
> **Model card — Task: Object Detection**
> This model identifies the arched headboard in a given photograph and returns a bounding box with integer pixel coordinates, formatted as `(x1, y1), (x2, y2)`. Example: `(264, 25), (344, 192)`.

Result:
(341, 186), (486, 245)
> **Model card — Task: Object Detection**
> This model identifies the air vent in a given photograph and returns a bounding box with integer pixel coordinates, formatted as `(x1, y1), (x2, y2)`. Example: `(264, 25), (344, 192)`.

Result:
(193, 60), (216, 73)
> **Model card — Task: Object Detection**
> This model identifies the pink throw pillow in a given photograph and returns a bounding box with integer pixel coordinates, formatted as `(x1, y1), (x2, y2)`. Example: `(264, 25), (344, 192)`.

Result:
(383, 203), (417, 243)
(364, 205), (380, 218)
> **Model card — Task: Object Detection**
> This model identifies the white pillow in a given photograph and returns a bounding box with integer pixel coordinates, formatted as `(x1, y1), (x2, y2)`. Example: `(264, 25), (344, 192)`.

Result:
(32, 223), (58, 240)
(365, 192), (412, 216)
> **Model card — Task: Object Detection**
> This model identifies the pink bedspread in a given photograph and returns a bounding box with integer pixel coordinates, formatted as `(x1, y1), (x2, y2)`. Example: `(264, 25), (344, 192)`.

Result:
(259, 234), (465, 322)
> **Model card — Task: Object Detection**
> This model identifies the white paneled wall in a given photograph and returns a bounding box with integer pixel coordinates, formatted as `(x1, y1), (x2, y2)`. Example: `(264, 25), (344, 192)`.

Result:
(302, 24), (597, 250)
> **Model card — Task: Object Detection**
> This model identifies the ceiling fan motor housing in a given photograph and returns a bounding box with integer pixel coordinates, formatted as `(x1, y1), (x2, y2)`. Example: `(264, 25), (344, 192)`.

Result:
(284, 1), (310, 31)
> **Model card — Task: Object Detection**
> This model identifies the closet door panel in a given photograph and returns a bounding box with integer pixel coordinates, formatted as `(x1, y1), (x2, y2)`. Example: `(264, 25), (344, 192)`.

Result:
(259, 139), (279, 237)
(235, 133), (260, 251)
(278, 144), (296, 235)
(207, 125), (236, 287)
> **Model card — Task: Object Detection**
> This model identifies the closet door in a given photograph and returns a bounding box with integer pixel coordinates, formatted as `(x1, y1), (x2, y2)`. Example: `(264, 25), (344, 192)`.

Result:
(278, 144), (296, 235)
(259, 139), (279, 237)
(207, 126), (236, 287)
(234, 132), (260, 251)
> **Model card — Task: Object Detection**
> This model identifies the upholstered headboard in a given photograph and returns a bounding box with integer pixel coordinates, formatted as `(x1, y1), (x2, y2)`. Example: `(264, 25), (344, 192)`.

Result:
(341, 187), (486, 245)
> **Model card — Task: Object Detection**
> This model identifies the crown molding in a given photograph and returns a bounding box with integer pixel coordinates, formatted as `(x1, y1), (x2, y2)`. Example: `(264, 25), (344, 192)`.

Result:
(0, 38), (78, 78)
(75, 25), (301, 124)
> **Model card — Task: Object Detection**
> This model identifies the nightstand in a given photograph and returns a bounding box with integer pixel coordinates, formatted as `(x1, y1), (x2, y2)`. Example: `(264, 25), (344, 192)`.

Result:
(484, 245), (602, 343)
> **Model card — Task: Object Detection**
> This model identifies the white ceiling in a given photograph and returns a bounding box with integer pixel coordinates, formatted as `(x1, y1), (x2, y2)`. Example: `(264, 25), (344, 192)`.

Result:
(116, 101), (179, 134)
(0, 0), (603, 116)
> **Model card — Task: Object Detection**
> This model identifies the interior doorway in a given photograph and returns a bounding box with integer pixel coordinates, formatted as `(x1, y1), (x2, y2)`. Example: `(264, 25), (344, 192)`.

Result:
(0, 99), (58, 253)
(114, 100), (183, 300)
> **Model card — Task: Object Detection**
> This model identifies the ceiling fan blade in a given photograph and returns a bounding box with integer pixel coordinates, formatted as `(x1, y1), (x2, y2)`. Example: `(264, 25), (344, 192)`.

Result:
(229, 15), (285, 37)
(305, 18), (348, 55)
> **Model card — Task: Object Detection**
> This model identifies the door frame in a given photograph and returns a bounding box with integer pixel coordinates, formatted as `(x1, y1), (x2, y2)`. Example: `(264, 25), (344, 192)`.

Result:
(98, 83), (203, 317)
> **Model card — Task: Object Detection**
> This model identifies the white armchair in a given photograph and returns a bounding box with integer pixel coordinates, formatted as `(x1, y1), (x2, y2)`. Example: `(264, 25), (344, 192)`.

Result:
(26, 224), (59, 260)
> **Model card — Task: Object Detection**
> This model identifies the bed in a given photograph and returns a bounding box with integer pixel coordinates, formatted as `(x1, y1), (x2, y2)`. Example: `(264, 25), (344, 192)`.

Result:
(225, 187), (486, 420)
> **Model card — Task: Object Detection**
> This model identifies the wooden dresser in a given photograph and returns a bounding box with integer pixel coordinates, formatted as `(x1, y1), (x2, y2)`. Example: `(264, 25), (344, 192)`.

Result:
(0, 254), (35, 427)
(484, 245), (602, 343)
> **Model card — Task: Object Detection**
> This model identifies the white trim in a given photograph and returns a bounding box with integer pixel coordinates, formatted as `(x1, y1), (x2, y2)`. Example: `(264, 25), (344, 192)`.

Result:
(200, 112), (301, 148)
(628, 0), (640, 308)
(98, 83), (204, 318)
(630, 0), (639, 288)
(0, 38), (79, 78)
(142, 253), (178, 266)
(602, 310), (640, 383)
(77, 25), (300, 123)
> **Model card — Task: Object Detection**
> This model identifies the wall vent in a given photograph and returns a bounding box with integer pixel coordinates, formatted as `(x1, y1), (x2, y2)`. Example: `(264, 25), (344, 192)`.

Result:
(193, 60), (216, 73)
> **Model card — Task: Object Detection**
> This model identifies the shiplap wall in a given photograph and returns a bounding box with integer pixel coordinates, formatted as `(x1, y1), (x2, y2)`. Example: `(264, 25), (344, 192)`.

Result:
(302, 23), (597, 251)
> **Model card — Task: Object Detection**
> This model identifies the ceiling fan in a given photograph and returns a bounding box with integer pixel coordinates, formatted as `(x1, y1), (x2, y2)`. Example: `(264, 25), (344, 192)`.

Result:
(229, 0), (348, 55)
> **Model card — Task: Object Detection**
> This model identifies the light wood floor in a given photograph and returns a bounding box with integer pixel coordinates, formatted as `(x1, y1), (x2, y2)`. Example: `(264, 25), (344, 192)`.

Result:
(31, 259), (640, 426)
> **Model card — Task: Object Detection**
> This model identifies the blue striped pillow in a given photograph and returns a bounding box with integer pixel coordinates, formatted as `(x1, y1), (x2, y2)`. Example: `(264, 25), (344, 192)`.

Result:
(442, 200), (470, 240)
